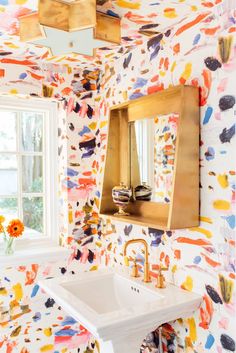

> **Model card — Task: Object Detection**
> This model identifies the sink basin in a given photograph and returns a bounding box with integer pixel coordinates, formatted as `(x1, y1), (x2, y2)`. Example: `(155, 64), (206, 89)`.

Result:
(61, 271), (162, 315)
(39, 268), (202, 353)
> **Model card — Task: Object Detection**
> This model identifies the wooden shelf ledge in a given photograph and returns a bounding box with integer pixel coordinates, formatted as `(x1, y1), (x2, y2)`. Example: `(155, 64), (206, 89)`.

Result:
(100, 213), (169, 230)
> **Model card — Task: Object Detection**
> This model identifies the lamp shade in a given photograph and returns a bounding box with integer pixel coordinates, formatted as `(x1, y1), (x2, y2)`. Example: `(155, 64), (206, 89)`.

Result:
(18, 0), (121, 57)
(38, 0), (96, 32)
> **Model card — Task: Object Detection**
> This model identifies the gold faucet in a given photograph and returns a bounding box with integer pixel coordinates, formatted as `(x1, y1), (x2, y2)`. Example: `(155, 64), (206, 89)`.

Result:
(156, 266), (168, 289)
(124, 239), (151, 283)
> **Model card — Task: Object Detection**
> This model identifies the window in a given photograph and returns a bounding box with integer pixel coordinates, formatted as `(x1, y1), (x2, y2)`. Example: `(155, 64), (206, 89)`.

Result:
(0, 97), (58, 247)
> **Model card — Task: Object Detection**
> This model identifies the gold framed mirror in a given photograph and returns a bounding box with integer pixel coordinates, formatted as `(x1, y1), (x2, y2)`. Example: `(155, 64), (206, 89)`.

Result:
(100, 85), (200, 230)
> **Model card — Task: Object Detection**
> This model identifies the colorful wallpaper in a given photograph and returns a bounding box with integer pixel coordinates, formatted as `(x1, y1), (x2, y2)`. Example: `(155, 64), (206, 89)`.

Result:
(0, 1), (236, 353)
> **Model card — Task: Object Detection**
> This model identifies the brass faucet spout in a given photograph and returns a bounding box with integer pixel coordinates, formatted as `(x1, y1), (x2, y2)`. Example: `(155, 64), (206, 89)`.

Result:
(123, 239), (151, 283)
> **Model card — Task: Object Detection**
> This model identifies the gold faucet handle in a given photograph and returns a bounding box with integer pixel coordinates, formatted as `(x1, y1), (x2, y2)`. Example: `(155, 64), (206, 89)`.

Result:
(155, 265), (169, 289)
(129, 258), (142, 278)
(124, 256), (142, 266)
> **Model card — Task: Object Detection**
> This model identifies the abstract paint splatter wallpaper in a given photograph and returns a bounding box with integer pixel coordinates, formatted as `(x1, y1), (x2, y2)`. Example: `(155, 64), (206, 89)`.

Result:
(0, 0), (235, 352)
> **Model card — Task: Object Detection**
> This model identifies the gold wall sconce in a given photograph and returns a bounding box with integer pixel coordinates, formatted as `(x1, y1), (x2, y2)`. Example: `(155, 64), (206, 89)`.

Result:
(19, 0), (121, 57)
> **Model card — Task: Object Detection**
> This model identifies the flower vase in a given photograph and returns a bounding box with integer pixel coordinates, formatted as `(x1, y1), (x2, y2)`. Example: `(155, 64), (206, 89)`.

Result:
(4, 237), (15, 255)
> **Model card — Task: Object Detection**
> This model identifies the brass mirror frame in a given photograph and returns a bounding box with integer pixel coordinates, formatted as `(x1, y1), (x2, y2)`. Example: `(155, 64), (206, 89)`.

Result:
(100, 85), (199, 230)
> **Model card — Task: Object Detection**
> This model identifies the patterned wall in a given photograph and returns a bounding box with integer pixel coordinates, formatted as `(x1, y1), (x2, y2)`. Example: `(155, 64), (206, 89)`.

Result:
(0, 1), (236, 353)
(96, 11), (236, 352)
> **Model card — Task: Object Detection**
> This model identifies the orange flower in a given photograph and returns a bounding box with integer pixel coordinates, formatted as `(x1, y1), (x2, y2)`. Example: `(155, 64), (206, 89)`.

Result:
(0, 223), (4, 233)
(7, 219), (24, 238)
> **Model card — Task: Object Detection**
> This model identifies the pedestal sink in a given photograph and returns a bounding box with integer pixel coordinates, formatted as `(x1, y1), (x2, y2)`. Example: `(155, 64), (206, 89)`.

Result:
(39, 268), (202, 353)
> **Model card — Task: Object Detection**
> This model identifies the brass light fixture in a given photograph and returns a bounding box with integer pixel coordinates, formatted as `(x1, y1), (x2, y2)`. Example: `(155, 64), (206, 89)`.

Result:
(19, 0), (121, 57)
(38, 0), (96, 32)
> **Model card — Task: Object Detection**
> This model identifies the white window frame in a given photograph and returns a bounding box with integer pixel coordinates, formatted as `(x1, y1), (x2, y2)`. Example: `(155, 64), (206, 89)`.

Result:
(0, 96), (59, 250)
(135, 119), (155, 189)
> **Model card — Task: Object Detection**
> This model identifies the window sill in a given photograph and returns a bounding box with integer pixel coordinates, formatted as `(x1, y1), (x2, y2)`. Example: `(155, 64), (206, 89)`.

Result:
(0, 245), (71, 267)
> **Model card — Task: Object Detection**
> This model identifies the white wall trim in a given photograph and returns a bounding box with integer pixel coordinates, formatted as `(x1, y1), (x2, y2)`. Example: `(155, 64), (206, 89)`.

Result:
(0, 246), (71, 266)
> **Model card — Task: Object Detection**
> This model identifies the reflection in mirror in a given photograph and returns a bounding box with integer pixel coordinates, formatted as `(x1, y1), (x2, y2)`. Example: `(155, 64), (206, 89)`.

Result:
(130, 113), (178, 203)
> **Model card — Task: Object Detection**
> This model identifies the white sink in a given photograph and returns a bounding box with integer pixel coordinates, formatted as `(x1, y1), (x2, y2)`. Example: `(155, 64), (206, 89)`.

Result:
(39, 268), (202, 353)
(61, 271), (162, 314)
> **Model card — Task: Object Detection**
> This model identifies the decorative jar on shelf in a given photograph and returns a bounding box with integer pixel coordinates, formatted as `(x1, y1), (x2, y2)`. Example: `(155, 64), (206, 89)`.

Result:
(112, 183), (132, 216)
(134, 182), (152, 201)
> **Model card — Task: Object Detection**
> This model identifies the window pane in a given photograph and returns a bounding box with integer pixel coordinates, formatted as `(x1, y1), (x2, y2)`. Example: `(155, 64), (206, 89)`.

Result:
(0, 198), (18, 221)
(21, 112), (43, 152)
(0, 111), (17, 152)
(0, 155), (17, 195)
(22, 156), (43, 193)
(23, 197), (44, 235)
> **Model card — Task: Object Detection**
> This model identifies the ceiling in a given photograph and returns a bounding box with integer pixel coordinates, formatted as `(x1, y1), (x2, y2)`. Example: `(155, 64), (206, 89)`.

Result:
(0, 1), (227, 71)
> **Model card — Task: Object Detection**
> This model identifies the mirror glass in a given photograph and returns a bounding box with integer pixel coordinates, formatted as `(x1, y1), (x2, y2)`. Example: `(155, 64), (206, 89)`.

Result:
(130, 113), (178, 203)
